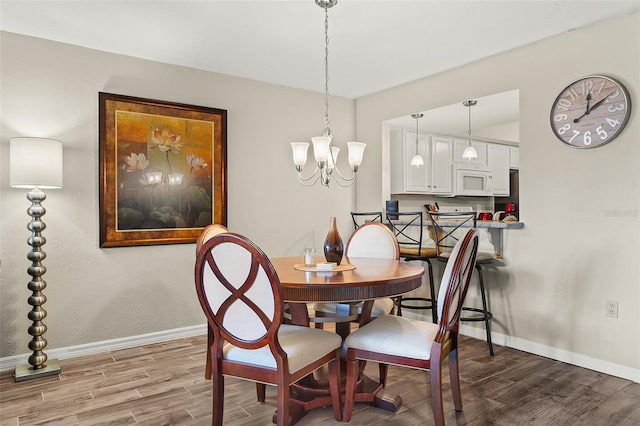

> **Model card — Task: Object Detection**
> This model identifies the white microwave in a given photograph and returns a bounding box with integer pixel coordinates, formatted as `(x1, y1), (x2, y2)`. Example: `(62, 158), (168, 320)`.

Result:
(455, 166), (493, 196)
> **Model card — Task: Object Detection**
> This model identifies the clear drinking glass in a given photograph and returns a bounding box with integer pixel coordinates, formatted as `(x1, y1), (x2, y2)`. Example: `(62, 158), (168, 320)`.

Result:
(304, 248), (316, 266)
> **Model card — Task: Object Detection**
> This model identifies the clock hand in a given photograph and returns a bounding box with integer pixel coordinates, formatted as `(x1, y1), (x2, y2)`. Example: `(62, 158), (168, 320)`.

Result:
(585, 92), (591, 112)
(574, 92), (609, 123)
(587, 92), (612, 113)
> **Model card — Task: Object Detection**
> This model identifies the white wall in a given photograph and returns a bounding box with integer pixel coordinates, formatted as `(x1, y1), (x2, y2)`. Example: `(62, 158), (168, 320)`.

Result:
(0, 32), (357, 358)
(355, 13), (639, 376)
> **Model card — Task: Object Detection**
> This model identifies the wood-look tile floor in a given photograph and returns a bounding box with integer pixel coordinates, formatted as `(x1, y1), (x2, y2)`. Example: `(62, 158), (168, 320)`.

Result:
(1, 334), (639, 425)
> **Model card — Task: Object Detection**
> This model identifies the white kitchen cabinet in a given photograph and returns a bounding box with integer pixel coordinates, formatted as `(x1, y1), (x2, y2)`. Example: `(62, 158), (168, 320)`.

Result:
(453, 139), (487, 166)
(488, 144), (510, 196)
(390, 130), (453, 195)
(510, 147), (520, 169)
(430, 135), (454, 194)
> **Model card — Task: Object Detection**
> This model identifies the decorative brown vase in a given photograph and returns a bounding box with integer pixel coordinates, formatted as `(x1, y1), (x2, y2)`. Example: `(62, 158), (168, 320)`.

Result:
(323, 216), (343, 265)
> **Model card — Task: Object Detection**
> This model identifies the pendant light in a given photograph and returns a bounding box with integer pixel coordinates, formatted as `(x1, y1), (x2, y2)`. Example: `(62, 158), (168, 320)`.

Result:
(410, 113), (424, 167)
(462, 100), (478, 162)
(290, 0), (366, 187)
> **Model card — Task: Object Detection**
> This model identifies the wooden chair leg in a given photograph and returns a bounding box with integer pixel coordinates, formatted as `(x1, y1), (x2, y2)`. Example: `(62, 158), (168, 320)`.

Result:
(256, 383), (266, 403)
(342, 357), (358, 422)
(430, 354), (445, 426)
(328, 357), (342, 421)
(205, 325), (213, 379)
(275, 379), (290, 426)
(212, 366), (224, 426)
(448, 348), (463, 411)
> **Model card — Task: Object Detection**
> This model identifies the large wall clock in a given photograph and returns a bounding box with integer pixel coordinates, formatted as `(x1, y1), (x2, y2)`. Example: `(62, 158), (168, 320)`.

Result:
(550, 75), (631, 148)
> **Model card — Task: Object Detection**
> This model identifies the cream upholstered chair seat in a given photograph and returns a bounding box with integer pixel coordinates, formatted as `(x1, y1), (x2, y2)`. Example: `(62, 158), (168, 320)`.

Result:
(345, 315), (438, 361)
(438, 250), (493, 263)
(342, 229), (480, 425)
(223, 324), (341, 372)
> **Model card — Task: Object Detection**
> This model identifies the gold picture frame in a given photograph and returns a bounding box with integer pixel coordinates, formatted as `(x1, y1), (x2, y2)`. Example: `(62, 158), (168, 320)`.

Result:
(99, 92), (227, 247)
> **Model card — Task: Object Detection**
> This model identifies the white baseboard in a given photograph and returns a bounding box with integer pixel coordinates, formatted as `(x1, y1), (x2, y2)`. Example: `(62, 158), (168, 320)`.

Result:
(2, 323), (637, 384)
(0, 324), (207, 372)
(459, 324), (640, 383)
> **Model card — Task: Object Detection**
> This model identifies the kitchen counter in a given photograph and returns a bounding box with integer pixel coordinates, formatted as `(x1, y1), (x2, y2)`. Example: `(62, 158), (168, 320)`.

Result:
(448, 219), (523, 229)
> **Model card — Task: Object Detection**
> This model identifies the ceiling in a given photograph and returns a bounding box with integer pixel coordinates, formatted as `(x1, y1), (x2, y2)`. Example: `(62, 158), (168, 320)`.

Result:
(1, 1), (639, 100)
(386, 89), (521, 143)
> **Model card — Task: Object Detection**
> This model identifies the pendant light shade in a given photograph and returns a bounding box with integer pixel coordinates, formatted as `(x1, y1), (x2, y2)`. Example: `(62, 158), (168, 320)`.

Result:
(463, 100), (478, 162)
(410, 113), (424, 167)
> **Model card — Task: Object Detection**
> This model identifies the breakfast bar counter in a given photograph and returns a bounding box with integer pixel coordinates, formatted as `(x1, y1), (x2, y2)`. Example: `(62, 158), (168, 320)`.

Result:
(402, 219), (524, 258)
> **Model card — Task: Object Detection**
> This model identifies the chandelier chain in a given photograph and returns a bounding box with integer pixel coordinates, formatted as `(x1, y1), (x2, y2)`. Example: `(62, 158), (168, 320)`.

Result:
(324, 6), (331, 135)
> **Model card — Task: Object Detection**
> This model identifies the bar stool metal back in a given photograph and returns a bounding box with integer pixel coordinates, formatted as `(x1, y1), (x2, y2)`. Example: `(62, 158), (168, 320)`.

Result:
(385, 211), (438, 323)
(350, 211), (382, 229)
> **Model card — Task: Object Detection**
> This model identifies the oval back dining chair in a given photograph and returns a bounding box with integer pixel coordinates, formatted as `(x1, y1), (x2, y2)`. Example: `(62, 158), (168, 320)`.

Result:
(195, 232), (343, 426)
(196, 224), (229, 381)
(196, 223), (229, 254)
(342, 228), (479, 425)
(314, 222), (400, 329)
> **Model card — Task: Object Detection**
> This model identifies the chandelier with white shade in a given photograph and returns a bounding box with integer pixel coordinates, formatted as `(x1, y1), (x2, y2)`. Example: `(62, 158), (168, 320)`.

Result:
(291, 0), (366, 187)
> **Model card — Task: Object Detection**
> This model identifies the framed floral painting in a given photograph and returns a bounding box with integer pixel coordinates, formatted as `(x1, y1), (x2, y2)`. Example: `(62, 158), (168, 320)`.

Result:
(99, 92), (227, 247)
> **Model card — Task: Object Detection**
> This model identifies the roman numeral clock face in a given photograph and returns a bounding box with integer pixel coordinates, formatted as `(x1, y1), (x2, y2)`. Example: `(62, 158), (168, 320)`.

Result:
(550, 75), (631, 148)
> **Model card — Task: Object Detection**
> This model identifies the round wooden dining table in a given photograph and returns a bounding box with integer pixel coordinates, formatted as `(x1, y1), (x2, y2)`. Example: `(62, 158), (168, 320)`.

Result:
(269, 255), (425, 424)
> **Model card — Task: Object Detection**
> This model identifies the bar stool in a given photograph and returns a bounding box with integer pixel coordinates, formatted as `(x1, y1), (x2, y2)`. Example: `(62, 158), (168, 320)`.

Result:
(385, 211), (438, 323)
(427, 211), (494, 355)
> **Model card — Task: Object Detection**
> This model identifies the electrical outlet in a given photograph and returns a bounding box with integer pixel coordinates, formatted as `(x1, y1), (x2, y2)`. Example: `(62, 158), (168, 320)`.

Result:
(606, 300), (619, 318)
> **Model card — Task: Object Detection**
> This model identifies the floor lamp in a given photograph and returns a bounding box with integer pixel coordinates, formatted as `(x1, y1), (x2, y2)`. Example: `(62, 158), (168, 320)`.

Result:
(9, 137), (63, 381)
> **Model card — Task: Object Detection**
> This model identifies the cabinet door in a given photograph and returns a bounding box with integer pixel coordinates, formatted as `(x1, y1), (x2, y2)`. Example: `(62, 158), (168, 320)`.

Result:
(430, 135), (453, 194)
(453, 139), (487, 166)
(488, 144), (510, 196)
(404, 131), (430, 192)
(510, 147), (520, 169)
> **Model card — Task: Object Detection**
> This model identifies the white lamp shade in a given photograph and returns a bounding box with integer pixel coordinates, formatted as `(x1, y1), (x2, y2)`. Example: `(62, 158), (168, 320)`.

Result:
(327, 146), (340, 170)
(10, 137), (63, 189)
(411, 154), (424, 167)
(347, 142), (366, 167)
(291, 142), (309, 167)
(462, 145), (478, 160)
(311, 136), (331, 162)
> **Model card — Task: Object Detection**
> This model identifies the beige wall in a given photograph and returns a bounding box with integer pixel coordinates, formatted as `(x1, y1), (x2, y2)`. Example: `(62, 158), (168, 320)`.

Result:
(355, 13), (639, 377)
(0, 32), (356, 359)
(1, 11), (639, 380)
